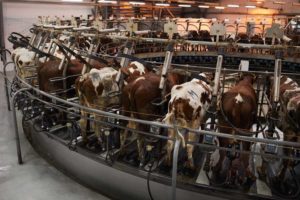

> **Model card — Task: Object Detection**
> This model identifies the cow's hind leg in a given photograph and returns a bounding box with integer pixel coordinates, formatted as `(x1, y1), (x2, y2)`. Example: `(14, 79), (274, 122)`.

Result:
(137, 134), (145, 167)
(79, 109), (88, 143)
(186, 120), (200, 171)
(119, 120), (136, 157)
(166, 128), (176, 167)
(94, 113), (104, 151)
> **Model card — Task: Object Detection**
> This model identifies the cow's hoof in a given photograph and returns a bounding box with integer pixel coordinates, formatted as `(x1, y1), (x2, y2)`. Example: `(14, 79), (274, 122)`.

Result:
(183, 167), (197, 177)
(256, 167), (266, 181)
(242, 177), (256, 192)
(159, 164), (172, 175)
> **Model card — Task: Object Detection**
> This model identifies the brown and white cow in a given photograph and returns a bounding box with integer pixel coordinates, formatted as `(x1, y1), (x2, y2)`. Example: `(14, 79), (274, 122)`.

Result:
(121, 70), (189, 165)
(37, 58), (109, 95)
(214, 74), (257, 187)
(261, 76), (300, 184)
(163, 73), (213, 170)
(75, 67), (119, 145)
(75, 61), (150, 146)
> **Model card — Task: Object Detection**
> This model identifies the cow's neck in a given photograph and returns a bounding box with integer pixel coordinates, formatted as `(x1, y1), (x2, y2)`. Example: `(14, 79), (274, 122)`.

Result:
(238, 77), (253, 86)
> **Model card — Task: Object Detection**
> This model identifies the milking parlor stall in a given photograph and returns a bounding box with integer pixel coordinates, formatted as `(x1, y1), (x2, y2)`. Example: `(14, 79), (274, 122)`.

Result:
(1, 0), (300, 200)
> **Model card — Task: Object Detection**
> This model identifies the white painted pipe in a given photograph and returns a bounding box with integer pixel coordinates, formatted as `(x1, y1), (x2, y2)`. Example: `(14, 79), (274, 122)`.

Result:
(213, 55), (223, 96)
(273, 58), (282, 103)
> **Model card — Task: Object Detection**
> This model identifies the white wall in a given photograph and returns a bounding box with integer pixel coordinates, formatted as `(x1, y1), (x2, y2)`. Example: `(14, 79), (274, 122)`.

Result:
(1, 2), (92, 71)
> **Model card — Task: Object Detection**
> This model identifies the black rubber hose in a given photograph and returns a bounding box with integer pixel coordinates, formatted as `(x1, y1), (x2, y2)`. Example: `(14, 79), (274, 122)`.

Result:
(147, 162), (154, 200)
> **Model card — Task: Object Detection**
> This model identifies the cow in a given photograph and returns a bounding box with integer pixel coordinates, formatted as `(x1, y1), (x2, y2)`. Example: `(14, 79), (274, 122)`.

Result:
(258, 75), (300, 192)
(163, 73), (213, 170)
(75, 61), (151, 148)
(121, 69), (190, 166)
(11, 34), (74, 80)
(119, 61), (153, 84)
(213, 73), (257, 189)
(75, 67), (119, 147)
(37, 58), (112, 95)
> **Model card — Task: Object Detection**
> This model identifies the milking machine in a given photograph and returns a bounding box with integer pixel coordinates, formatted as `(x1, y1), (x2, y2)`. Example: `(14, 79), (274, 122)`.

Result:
(256, 50), (300, 197)
(142, 20), (178, 168)
(139, 42), (175, 169)
(199, 48), (224, 185)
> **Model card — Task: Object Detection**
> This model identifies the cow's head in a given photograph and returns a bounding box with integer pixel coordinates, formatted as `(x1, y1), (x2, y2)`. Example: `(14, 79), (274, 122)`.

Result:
(16, 52), (35, 69)
(199, 72), (215, 85)
(120, 61), (150, 83)
(239, 73), (256, 84)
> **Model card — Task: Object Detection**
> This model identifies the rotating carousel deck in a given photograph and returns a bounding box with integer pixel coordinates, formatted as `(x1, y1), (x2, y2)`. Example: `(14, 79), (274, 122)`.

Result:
(4, 23), (300, 200)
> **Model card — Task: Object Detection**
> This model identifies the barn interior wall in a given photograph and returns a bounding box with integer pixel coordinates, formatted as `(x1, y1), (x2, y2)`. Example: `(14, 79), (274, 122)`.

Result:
(1, 2), (91, 71)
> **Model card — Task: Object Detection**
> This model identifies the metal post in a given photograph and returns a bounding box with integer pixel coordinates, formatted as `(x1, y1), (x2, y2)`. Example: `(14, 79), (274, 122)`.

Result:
(62, 38), (75, 91)
(159, 43), (174, 91)
(29, 29), (37, 46)
(32, 32), (45, 58)
(81, 38), (97, 74)
(11, 87), (32, 164)
(209, 49), (223, 130)
(213, 54), (223, 96)
(273, 57), (282, 104)
(171, 137), (180, 200)
(0, 0), (6, 62)
(115, 41), (133, 88)
(38, 31), (50, 53)
(4, 61), (14, 111)
(268, 50), (282, 134)
(58, 40), (72, 70)
(45, 32), (56, 62)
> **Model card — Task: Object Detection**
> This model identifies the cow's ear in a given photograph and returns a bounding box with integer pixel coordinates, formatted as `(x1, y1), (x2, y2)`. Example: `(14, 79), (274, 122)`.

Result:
(113, 58), (121, 68)
(120, 67), (129, 76)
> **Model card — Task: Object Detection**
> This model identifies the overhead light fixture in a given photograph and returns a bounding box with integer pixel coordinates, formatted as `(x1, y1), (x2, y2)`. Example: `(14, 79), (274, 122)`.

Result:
(198, 5), (209, 8)
(155, 3), (170, 6)
(98, 0), (117, 4)
(273, 1), (286, 5)
(129, 1), (145, 5)
(245, 5), (256, 9)
(215, 6), (225, 9)
(178, 4), (191, 7)
(204, 2), (218, 6)
(227, 4), (239, 8)
(62, 0), (83, 2)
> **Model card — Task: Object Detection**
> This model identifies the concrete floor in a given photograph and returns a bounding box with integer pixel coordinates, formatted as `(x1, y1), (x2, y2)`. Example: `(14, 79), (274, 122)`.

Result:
(0, 73), (110, 200)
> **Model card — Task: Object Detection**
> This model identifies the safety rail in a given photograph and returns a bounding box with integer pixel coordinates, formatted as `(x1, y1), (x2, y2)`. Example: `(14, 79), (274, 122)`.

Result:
(5, 65), (300, 199)
(3, 25), (300, 200)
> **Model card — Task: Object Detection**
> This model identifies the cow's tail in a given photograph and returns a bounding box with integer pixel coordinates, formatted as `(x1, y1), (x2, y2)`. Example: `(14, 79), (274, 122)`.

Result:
(163, 112), (174, 124)
(163, 112), (187, 147)
(232, 94), (243, 132)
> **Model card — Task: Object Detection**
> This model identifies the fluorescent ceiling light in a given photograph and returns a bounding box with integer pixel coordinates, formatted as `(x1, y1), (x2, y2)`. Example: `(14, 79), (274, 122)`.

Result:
(245, 5), (256, 8)
(273, 1), (286, 5)
(129, 1), (145, 5)
(227, 4), (239, 8)
(178, 4), (191, 7)
(62, 0), (83, 2)
(98, 0), (117, 4)
(155, 3), (170, 6)
(215, 6), (225, 9)
(198, 5), (209, 8)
